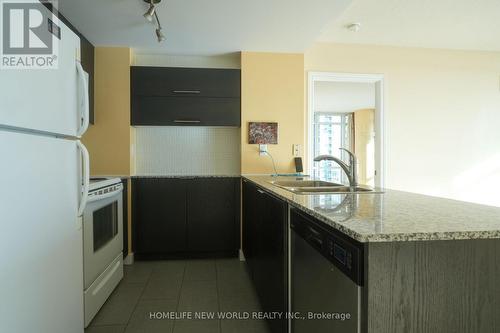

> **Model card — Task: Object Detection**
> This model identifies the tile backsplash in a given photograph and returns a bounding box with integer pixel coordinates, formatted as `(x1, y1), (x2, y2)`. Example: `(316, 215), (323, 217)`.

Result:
(135, 127), (241, 176)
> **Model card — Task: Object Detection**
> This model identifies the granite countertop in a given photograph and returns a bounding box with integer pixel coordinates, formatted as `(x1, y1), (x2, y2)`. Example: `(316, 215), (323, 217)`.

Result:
(131, 175), (241, 178)
(243, 175), (500, 243)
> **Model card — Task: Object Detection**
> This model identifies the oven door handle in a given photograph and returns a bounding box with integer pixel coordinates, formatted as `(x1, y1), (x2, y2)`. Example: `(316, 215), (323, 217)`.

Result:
(77, 141), (90, 216)
(88, 184), (124, 202)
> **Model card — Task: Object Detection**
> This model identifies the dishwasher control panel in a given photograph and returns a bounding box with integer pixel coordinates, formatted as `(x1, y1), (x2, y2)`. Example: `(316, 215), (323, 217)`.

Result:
(331, 243), (349, 267)
(325, 236), (362, 285)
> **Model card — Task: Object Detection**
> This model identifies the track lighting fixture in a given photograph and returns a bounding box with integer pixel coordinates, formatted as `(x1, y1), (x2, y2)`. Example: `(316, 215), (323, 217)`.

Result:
(143, 3), (155, 22)
(156, 28), (166, 42)
(142, 0), (165, 43)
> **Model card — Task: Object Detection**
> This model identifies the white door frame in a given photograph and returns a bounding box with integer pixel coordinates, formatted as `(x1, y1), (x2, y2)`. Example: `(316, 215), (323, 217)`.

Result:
(307, 72), (386, 188)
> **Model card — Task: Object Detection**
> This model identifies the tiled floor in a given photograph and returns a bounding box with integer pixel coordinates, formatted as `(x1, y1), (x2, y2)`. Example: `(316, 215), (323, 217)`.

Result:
(85, 258), (270, 333)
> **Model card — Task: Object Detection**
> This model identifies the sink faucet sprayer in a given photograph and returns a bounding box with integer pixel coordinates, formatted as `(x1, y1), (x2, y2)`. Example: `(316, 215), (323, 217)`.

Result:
(314, 148), (358, 188)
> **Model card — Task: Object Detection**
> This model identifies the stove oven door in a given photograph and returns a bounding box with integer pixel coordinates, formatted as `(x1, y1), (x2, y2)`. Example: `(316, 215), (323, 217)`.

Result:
(83, 186), (123, 289)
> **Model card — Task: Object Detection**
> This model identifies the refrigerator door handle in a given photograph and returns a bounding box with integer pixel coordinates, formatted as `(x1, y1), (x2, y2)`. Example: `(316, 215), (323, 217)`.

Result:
(76, 61), (89, 138)
(77, 140), (90, 216)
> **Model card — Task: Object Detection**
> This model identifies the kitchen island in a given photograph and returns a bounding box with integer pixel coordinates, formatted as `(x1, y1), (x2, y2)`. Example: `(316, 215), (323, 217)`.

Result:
(242, 175), (500, 333)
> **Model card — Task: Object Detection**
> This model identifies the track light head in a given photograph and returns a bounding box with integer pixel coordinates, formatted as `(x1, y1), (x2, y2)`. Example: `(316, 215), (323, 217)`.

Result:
(143, 3), (155, 22)
(156, 28), (166, 42)
(142, 0), (165, 43)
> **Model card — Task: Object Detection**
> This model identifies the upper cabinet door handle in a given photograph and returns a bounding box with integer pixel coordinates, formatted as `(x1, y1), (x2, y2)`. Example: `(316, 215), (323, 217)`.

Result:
(173, 120), (201, 124)
(172, 90), (201, 94)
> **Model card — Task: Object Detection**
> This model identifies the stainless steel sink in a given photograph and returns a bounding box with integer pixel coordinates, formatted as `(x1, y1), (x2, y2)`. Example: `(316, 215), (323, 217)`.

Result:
(268, 179), (379, 194)
(269, 180), (342, 188)
(287, 186), (375, 194)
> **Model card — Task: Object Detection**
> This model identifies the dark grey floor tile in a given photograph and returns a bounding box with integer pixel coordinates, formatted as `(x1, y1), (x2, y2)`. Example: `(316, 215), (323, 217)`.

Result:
(184, 259), (216, 282)
(220, 319), (270, 333)
(85, 325), (126, 333)
(123, 262), (154, 284)
(173, 319), (220, 333)
(215, 258), (247, 273)
(141, 276), (183, 300)
(149, 260), (186, 281)
(178, 280), (219, 312)
(218, 294), (261, 313)
(91, 259), (268, 333)
(90, 283), (145, 326)
(153, 260), (187, 272)
(217, 271), (255, 300)
(124, 299), (177, 333)
(216, 258), (252, 283)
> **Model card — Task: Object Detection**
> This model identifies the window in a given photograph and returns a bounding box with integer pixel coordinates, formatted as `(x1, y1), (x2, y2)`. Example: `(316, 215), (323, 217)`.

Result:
(312, 112), (353, 183)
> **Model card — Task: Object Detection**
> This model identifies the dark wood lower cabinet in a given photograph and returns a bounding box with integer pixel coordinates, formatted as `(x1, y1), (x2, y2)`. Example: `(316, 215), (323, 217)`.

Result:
(242, 179), (260, 268)
(133, 178), (187, 255)
(133, 177), (240, 258)
(187, 178), (240, 252)
(242, 179), (288, 333)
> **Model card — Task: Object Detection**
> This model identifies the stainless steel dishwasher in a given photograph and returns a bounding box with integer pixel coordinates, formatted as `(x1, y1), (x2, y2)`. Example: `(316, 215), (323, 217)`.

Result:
(291, 208), (364, 333)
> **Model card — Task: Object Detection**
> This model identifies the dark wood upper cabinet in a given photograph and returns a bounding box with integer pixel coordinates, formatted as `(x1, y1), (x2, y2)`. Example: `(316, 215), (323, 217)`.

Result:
(130, 66), (241, 127)
(131, 66), (240, 98)
(131, 96), (240, 126)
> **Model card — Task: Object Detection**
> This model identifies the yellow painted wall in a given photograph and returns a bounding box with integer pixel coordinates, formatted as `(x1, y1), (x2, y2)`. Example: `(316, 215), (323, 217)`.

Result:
(241, 52), (305, 174)
(305, 43), (500, 207)
(354, 108), (375, 186)
(82, 47), (131, 176)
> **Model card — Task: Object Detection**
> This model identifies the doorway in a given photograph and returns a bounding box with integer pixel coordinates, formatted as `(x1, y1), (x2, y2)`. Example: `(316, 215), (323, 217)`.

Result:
(307, 72), (385, 187)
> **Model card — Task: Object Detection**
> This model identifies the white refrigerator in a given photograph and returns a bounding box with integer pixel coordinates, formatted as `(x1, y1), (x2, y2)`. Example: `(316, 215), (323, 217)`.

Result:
(0, 6), (90, 333)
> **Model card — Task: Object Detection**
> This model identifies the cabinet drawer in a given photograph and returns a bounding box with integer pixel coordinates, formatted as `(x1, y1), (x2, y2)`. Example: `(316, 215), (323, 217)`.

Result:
(131, 66), (241, 98)
(131, 96), (240, 126)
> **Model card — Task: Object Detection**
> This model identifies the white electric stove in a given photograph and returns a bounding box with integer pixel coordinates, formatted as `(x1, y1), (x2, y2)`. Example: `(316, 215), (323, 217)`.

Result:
(83, 177), (124, 327)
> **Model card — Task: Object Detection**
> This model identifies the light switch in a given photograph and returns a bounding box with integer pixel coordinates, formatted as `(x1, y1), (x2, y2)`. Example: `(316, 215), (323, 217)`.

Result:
(292, 144), (301, 156)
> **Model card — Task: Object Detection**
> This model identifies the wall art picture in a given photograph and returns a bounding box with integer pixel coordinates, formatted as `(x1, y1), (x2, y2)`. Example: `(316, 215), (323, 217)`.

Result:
(248, 122), (278, 144)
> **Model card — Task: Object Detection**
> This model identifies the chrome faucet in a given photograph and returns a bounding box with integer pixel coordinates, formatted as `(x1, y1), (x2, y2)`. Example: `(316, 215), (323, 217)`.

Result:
(314, 148), (358, 188)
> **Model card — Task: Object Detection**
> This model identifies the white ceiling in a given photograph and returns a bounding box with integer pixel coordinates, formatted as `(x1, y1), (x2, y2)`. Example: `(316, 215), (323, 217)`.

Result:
(58, 0), (351, 55)
(318, 0), (500, 51)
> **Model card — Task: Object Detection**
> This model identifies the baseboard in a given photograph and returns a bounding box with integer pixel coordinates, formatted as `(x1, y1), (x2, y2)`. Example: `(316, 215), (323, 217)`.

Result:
(123, 253), (134, 265)
(239, 249), (246, 261)
(134, 250), (239, 261)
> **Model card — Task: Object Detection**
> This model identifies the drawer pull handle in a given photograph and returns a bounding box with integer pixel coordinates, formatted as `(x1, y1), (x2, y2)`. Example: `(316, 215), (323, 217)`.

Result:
(173, 90), (201, 94)
(173, 120), (201, 123)
(307, 235), (323, 250)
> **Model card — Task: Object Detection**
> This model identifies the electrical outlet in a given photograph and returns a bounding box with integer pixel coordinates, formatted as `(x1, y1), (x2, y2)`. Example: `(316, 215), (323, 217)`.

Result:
(259, 144), (268, 156)
(292, 144), (301, 156)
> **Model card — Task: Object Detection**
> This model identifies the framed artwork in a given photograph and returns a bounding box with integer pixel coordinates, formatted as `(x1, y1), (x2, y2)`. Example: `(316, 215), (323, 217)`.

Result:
(248, 122), (278, 144)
